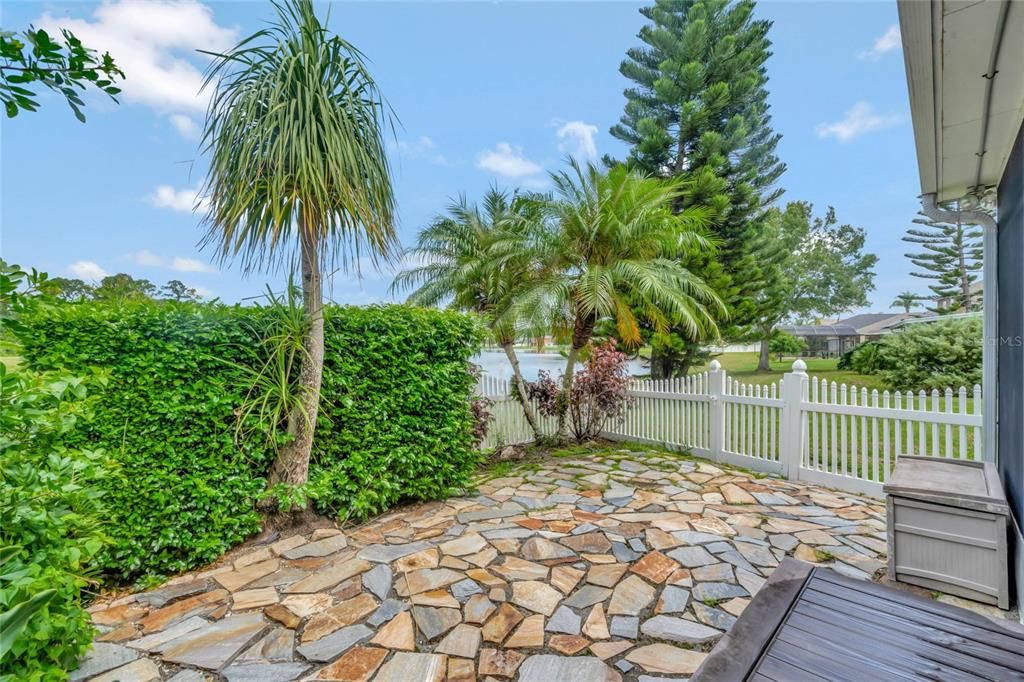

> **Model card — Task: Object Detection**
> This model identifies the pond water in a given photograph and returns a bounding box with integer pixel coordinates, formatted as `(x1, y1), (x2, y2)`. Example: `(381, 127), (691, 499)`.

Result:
(473, 349), (647, 381)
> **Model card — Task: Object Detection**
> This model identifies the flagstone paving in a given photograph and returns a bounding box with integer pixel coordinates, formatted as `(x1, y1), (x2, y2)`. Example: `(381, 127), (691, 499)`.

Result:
(80, 447), (888, 681)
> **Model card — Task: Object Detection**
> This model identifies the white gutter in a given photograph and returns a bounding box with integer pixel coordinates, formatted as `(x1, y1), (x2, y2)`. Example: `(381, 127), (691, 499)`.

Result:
(920, 193), (997, 464)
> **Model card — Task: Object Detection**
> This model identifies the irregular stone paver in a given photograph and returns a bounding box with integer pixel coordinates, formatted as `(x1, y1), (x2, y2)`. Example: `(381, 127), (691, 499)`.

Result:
(80, 446), (889, 681)
(608, 575), (656, 615)
(640, 614), (721, 644)
(161, 613), (266, 669)
(69, 643), (138, 681)
(285, 558), (369, 594)
(482, 602), (524, 643)
(301, 593), (377, 643)
(296, 624), (373, 662)
(313, 646), (385, 681)
(582, 603), (610, 640)
(222, 662), (308, 681)
(412, 605), (461, 641)
(518, 654), (621, 682)
(281, 533), (346, 559)
(562, 584), (612, 609)
(511, 581), (563, 616)
(434, 623), (482, 658)
(374, 652), (446, 681)
(361, 563), (392, 600)
(544, 605), (581, 635)
(370, 610), (415, 650)
(626, 643), (707, 674)
(505, 614), (544, 647)
(480, 647), (526, 677)
(90, 658), (162, 682)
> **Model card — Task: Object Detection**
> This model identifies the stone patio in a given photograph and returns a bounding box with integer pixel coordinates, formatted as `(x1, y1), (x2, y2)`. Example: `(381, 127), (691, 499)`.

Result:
(78, 446), (888, 681)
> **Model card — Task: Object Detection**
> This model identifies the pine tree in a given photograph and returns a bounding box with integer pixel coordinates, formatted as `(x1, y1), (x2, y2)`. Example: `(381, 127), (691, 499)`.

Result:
(902, 208), (983, 313)
(608, 0), (785, 377)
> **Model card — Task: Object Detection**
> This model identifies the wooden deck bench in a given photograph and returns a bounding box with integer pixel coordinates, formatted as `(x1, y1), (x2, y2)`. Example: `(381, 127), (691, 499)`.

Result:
(691, 558), (1024, 681)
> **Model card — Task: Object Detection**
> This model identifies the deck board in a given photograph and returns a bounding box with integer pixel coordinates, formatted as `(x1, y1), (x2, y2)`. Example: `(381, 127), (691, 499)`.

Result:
(692, 558), (1024, 682)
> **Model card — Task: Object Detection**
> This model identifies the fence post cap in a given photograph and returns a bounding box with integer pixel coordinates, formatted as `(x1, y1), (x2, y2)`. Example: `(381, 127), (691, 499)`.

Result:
(791, 359), (807, 373)
(709, 359), (722, 371)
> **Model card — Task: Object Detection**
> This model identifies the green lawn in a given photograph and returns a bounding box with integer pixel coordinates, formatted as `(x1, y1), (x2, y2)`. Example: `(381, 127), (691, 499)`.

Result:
(689, 351), (888, 391)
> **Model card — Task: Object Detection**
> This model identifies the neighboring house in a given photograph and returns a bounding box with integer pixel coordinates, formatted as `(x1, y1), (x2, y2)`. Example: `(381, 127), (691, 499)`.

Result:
(778, 312), (919, 357)
(898, 0), (1023, 615)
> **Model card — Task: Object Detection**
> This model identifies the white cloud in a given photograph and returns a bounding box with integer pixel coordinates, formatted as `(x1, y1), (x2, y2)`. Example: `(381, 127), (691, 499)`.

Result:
(169, 113), (200, 139)
(128, 250), (217, 273)
(858, 24), (901, 61)
(146, 184), (209, 213)
(36, 1), (237, 137)
(393, 135), (448, 165)
(170, 257), (216, 273)
(815, 102), (905, 142)
(556, 121), (599, 161)
(476, 142), (543, 178)
(129, 249), (165, 266)
(68, 260), (109, 281)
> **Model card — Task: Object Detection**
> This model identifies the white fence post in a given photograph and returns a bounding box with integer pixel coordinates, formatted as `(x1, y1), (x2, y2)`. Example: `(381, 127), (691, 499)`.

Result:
(780, 359), (809, 480)
(708, 360), (725, 462)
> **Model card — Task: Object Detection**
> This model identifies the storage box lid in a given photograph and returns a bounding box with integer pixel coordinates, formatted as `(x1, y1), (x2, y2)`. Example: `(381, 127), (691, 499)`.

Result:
(884, 456), (1009, 515)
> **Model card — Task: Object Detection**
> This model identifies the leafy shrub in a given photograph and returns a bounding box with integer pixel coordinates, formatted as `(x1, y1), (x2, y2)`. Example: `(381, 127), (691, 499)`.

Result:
(836, 345), (856, 370)
(307, 306), (483, 520)
(20, 303), (272, 582)
(568, 341), (633, 440)
(526, 370), (560, 418)
(528, 340), (633, 441)
(467, 366), (493, 448)
(1, 263), (107, 680)
(19, 301), (482, 581)
(876, 318), (982, 390)
(838, 341), (886, 374)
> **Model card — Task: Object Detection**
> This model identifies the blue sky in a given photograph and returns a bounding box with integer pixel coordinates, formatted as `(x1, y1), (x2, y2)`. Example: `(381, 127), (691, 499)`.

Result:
(2, 0), (920, 313)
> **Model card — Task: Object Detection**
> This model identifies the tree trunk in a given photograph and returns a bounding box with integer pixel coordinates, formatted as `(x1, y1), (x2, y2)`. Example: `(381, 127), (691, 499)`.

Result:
(557, 311), (596, 440)
(957, 220), (972, 310)
(758, 336), (772, 371)
(500, 340), (542, 438)
(650, 348), (670, 380)
(267, 214), (324, 493)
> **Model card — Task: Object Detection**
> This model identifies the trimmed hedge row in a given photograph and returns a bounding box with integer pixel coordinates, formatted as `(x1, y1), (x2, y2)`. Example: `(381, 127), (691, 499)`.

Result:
(20, 302), (483, 582)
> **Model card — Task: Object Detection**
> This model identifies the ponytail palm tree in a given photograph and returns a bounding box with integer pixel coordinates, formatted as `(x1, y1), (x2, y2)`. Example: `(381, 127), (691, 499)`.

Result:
(200, 0), (396, 490)
(520, 160), (725, 438)
(392, 190), (543, 436)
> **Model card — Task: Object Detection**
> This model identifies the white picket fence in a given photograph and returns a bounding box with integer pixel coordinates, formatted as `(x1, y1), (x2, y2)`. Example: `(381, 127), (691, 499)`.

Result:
(475, 360), (984, 498)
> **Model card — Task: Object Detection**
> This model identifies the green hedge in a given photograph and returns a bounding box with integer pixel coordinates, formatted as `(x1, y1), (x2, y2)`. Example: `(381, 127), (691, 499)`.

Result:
(20, 302), (482, 583)
(876, 317), (982, 391)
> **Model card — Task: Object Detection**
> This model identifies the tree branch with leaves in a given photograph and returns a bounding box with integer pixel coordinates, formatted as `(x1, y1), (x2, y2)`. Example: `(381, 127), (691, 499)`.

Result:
(1, 26), (122, 120)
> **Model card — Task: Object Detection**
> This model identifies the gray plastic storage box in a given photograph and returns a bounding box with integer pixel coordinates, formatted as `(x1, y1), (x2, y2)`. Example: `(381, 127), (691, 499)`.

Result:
(884, 455), (1010, 609)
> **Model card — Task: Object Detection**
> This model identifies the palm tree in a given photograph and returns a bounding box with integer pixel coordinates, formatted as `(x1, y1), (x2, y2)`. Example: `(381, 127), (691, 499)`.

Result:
(519, 160), (724, 438)
(393, 190), (543, 437)
(891, 291), (923, 314)
(200, 0), (396, 491)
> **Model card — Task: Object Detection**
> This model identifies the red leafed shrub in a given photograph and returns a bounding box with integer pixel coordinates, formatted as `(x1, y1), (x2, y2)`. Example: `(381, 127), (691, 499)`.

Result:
(468, 364), (493, 447)
(528, 340), (634, 441)
(526, 369), (561, 418)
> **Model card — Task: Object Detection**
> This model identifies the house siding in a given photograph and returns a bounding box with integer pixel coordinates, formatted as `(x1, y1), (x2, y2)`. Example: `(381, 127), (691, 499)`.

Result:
(997, 119), (1024, 602)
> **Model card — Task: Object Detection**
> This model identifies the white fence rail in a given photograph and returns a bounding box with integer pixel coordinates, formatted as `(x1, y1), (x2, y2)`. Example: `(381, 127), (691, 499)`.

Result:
(477, 360), (983, 498)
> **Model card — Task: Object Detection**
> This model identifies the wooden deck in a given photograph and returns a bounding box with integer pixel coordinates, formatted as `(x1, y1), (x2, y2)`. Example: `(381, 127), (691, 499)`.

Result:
(692, 558), (1024, 682)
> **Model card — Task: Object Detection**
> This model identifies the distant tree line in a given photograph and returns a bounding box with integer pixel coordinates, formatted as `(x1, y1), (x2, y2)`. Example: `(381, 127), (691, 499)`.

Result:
(48, 274), (204, 302)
